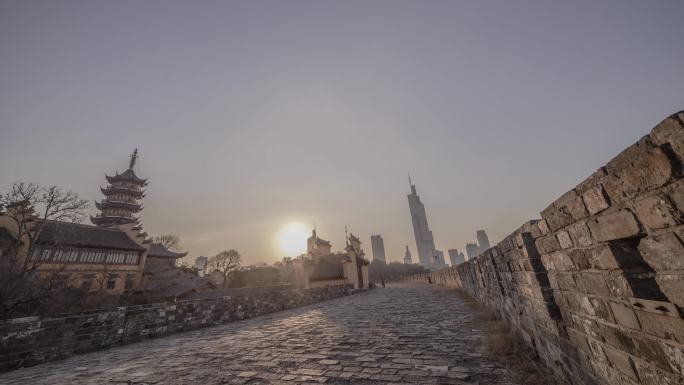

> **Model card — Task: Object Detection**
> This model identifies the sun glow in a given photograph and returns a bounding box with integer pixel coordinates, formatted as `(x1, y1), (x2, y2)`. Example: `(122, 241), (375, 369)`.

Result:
(277, 222), (309, 256)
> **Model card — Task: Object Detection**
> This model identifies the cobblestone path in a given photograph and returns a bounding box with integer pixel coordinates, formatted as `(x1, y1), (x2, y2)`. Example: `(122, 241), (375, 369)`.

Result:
(0, 285), (514, 385)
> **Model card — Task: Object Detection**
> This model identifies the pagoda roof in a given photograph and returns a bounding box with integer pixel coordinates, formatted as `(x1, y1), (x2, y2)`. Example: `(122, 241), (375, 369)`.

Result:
(95, 200), (142, 211)
(106, 169), (147, 185)
(100, 186), (145, 197)
(35, 221), (145, 251)
(90, 215), (139, 226)
(147, 243), (188, 259)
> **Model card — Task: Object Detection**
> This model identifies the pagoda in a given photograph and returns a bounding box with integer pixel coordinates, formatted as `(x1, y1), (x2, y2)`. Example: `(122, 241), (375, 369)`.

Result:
(91, 149), (147, 227)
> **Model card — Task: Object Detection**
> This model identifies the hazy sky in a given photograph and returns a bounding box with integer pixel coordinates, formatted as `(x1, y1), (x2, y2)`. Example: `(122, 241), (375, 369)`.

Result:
(1, 0), (683, 265)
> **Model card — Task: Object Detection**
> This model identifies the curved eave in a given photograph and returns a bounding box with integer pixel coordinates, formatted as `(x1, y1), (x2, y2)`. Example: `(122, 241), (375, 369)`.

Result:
(100, 187), (145, 198)
(105, 173), (148, 186)
(95, 201), (142, 211)
(147, 251), (188, 259)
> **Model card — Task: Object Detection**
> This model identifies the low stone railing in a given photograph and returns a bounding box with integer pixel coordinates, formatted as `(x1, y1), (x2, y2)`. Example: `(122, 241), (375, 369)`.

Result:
(406, 111), (684, 385)
(0, 284), (354, 372)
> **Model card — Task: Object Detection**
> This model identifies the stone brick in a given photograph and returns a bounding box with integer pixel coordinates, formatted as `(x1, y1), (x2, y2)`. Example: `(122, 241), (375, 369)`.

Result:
(557, 231), (574, 249)
(590, 243), (645, 271)
(608, 302), (640, 330)
(602, 344), (639, 381)
(649, 112), (684, 164)
(536, 235), (561, 255)
(567, 221), (593, 247)
(632, 194), (681, 230)
(603, 138), (673, 205)
(568, 249), (591, 270)
(575, 272), (611, 296)
(587, 209), (642, 242)
(655, 274), (684, 308)
(583, 184), (611, 215)
(668, 182), (684, 214)
(547, 251), (574, 272)
(637, 232), (684, 271)
(634, 311), (684, 344)
(542, 190), (589, 232)
(633, 359), (684, 385)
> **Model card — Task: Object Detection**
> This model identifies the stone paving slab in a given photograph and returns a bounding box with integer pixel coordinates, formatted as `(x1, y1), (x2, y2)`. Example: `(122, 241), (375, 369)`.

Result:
(0, 285), (515, 385)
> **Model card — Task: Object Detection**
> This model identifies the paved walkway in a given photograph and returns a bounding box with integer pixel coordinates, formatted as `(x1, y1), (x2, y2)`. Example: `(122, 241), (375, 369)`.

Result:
(0, 285), (513, 385)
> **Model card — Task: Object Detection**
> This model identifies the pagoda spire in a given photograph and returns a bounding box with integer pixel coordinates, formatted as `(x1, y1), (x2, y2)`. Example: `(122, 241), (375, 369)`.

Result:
(129, 149), (138, 170)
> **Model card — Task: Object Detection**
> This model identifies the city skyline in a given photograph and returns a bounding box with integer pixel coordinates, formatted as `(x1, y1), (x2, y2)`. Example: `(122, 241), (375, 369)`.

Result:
(1, 1), (683, 264)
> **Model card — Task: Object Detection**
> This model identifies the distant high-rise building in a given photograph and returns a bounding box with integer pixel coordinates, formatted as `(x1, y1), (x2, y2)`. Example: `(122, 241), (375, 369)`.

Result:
(370, 234), (386, 263)
(434, 250), (445, 266)
(448, 249), (465, 266)
(194, 256), (208, 276)
(476, 230), (491, 254)
(407, 177), (444, 269)
(466, 243), (479, 260)
(404, 246), (412, 264)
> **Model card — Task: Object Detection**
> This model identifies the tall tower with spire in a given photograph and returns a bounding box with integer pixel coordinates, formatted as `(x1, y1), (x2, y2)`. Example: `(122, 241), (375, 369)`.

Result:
(407, 176), (443, 269)
(91, 149), (147, 227)
(404, 246), (412, 264)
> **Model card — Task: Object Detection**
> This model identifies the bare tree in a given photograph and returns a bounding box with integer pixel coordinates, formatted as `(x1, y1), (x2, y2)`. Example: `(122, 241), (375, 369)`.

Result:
(152, 234), (183, 251)
(206, 249), (242, 288)
(0, 182), (89, 318)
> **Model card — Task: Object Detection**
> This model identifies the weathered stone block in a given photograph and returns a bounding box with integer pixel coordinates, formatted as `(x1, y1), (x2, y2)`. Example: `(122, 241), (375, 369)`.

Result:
(590, 243), (645, 271)
(575, 272), (612, 296)
(548, 251), (575, 272)
(583, 184), (611, 216)
(587, 210), (642, 242)
(634, 358), (684, 385)
(542, 190), (590, 232)
(637, 232), (684, 271)
(655, 274), (684, 308)
(557, 230), (574, 249)
(632, 194), (681, 230)
(608, 302), (640, 330)
(536, 235), (561, 255)
(603, 138), (673, 205)
(569, 249), (592, 270)
(567, 221), (594, 248)
(634, 311), (684, 344)
(649, 112), (684, 164)
(602, 344), (639, 381)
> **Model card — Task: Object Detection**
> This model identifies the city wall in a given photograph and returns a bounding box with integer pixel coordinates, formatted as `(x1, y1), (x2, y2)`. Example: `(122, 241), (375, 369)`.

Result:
(408, 111), (684, 385)
(0, 284), (354, 372)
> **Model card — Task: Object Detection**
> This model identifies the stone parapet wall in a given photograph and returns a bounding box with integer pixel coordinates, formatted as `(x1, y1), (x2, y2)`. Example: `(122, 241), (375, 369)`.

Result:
(0, 285), (354, 372)
(407, 111), (684, 385)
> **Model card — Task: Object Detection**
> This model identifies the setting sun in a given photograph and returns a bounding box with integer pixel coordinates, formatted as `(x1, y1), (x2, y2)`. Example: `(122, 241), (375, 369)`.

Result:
(277, 222), (309, 256)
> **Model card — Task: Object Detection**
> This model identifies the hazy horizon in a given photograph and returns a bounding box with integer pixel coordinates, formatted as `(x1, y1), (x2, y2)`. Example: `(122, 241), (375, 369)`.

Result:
(1, 1), (683, 265)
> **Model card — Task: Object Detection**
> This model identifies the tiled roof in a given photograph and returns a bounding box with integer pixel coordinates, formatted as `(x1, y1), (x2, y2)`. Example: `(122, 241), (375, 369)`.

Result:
(35, 221), (145, 251)
(147, 243), (188, 258)
(106, 169), (147, 184)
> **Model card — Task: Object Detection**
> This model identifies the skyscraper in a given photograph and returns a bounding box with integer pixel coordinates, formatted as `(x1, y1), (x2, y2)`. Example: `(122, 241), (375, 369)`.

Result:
(466, 243), (479, 260)
(370, 234), (386, 263)
(404, 246), (412, 264)
(476, 230), (491, 254)
(407, 177), (443, 269)
(448, 249), (465, 266)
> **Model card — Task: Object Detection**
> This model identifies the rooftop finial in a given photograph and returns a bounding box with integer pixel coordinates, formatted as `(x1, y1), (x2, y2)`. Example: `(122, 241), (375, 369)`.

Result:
(129, 149), (138, 170)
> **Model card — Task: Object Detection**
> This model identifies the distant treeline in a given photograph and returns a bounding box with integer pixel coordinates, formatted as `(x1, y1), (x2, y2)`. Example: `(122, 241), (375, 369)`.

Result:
(368, 260), (428, 282)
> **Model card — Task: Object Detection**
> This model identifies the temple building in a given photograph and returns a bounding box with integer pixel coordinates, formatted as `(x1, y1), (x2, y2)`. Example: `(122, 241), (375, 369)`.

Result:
(297, 228), (369, 289)
(0, 150), (190, 294)
(92, 149), (146, 227)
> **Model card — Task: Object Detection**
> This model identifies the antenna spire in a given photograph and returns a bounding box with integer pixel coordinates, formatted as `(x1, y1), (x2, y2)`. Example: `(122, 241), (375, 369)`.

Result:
(408, 173), (412, 186)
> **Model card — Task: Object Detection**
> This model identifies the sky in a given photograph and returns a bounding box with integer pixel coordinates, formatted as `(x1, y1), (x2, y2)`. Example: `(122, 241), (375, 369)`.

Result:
(1, 0), (683, 265)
